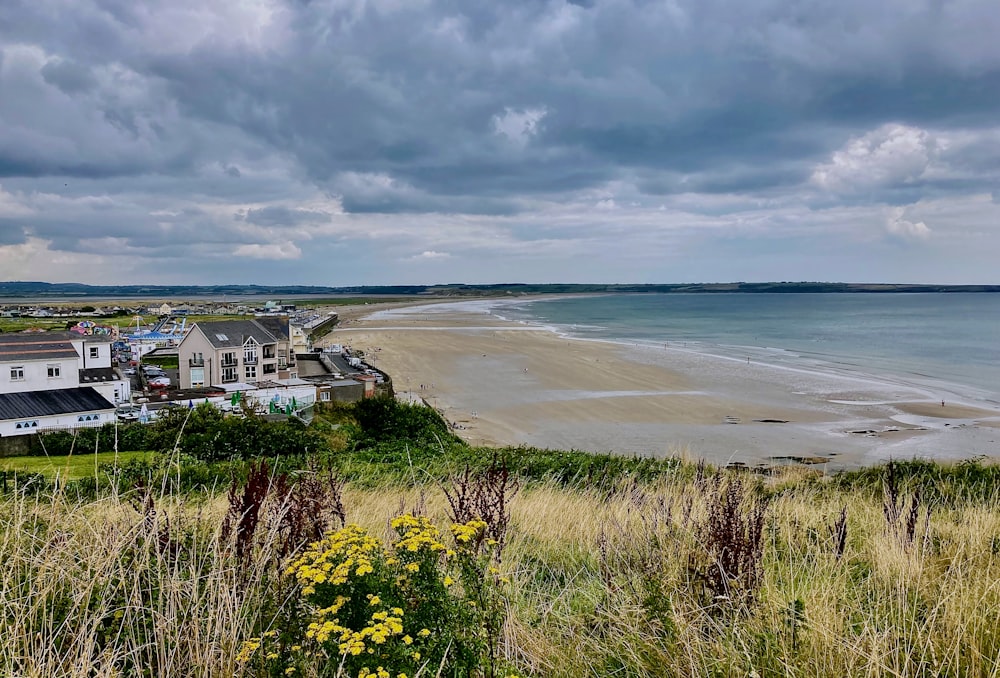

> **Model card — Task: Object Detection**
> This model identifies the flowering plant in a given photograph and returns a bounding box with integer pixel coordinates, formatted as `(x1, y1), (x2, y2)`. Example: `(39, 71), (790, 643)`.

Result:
(238, 514), (508, 678)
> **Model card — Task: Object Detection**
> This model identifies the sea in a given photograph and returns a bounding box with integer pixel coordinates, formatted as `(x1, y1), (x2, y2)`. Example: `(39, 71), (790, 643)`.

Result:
(495, 293), (1000, 406)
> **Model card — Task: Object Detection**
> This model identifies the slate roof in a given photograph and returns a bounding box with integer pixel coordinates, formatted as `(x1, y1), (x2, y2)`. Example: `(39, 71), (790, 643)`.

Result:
(254, 316), (290, 341)
(0, 334), (80, 362)
(0, 387), (115, 421)
(195, 320), (283, 348)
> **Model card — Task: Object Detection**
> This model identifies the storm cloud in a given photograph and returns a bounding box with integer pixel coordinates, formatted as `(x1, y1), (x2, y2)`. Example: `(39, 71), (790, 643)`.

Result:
(1, 0), (999, 284)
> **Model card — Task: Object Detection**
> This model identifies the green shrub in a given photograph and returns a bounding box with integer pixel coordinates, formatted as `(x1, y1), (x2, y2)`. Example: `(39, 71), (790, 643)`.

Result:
(351, 397), (454, 447)
(239, 515), (512, 678)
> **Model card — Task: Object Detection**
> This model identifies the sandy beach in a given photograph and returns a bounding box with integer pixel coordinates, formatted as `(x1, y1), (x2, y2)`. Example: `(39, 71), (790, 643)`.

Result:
(323, 300), (1000, 469)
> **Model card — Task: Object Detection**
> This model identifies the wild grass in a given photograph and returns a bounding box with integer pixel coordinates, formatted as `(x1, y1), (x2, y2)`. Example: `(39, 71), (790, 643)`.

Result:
(3, 461), (1000, 677)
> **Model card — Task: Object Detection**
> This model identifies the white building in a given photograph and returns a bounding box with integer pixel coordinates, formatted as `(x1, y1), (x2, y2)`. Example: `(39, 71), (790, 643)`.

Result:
(0, 389), (116, 437)
(0, 333), (130, 437)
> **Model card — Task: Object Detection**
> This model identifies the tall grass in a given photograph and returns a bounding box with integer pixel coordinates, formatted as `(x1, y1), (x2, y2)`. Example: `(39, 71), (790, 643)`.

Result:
(4, 464), (1000, 676)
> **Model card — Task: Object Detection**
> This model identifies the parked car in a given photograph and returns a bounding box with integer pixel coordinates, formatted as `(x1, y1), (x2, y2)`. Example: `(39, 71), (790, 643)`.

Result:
(148, 376), (171, 388)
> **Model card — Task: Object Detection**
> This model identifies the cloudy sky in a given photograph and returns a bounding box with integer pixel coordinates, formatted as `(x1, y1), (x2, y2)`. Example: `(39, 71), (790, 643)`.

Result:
(1, 0), (999, 285)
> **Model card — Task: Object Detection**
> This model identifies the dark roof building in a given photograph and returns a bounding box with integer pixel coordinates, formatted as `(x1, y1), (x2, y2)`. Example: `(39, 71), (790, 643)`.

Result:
(0, 387), (114, 421)
(0, 334), (79, 362)
(195, 319), (286, 348)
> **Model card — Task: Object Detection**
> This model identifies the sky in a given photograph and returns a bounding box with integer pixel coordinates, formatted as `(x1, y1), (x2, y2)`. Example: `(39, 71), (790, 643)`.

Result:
(1, 0), (999, 286)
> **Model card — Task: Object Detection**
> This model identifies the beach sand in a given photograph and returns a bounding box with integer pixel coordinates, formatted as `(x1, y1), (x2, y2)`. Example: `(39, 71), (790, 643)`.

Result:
(323, 301), (1000, 469)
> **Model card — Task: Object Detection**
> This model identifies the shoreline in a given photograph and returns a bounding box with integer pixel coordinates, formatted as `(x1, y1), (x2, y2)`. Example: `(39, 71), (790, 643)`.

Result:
(326, 299), (1000, 470)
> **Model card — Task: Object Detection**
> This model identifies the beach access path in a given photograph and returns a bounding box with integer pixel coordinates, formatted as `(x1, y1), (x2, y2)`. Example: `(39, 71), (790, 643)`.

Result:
(324, 299), (1000, 470)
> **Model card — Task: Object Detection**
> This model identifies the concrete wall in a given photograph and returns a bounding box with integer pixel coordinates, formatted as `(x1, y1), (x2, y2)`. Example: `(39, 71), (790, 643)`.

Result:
(318, 382), (365, 403)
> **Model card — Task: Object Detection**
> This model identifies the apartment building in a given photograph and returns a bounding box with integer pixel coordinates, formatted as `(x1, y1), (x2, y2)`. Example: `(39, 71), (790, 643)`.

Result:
(177, 319), (296, 389)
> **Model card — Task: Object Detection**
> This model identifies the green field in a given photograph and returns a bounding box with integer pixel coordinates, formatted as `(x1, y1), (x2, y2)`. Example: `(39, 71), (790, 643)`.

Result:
(0, 451), (151, 480)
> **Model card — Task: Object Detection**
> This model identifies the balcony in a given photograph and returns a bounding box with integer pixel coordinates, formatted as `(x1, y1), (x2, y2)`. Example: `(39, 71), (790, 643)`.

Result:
(243, 357), (258, 365)
(221, 358), (238, 368)
(278, 359), (288, 369)
(221, 375), (238, 384)
(188, 357), (204, 367)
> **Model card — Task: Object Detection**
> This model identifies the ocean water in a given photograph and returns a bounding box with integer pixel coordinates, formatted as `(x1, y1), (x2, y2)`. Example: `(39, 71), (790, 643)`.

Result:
(497, 293), (1000, 404)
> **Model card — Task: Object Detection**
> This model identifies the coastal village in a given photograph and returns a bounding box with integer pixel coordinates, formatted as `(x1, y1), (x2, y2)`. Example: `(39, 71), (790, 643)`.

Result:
(0, 300), (387, 452)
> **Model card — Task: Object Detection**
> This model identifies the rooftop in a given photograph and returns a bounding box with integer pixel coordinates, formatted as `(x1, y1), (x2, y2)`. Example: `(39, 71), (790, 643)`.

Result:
(0, 387), (115, 421)
(0, 334), (80, 362)
(193, 319), (287, 348)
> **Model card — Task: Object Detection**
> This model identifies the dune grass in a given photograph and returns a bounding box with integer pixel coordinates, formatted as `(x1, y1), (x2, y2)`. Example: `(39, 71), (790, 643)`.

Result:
(3, 462), (1000, 677)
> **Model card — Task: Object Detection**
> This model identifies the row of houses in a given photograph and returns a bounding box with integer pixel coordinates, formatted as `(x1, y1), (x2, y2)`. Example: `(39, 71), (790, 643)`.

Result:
(0, 315), (376, 441)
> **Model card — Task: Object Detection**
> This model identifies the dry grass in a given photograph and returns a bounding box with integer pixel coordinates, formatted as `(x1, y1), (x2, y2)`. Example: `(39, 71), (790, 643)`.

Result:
(3, 470), (1000, 676)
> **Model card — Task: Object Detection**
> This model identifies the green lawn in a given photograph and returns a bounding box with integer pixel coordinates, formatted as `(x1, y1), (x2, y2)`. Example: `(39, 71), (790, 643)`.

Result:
(0, 451), (152, 480)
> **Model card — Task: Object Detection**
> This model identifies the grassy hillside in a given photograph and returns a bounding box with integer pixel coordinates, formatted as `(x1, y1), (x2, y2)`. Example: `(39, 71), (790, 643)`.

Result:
(2, 399), (999, 677)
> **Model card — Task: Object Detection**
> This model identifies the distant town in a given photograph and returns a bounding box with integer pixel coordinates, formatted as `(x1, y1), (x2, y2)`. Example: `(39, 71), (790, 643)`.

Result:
(0, 298), (388, 451)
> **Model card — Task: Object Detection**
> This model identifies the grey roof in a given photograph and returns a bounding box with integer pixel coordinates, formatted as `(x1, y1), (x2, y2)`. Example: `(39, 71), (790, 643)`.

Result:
(0, 387), (115, 421)
(194, 320), (283, 348)
(254, 316), (290, 341)
(0, 334), (80, 362)
(46, 332), (113, 344)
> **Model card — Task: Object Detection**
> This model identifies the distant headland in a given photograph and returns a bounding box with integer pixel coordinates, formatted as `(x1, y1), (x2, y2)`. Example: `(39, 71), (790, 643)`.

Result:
(0, 280), (998, 299)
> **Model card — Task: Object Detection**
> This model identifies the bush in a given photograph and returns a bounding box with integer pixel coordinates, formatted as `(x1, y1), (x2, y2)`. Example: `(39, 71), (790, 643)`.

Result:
(239, 515), (512, 678)
(351, 397), (453, 447)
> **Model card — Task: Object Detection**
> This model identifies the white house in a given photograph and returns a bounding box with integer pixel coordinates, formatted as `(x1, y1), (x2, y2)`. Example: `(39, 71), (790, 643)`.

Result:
(0, 333), (128, 437)
(0, 388), (115, 437)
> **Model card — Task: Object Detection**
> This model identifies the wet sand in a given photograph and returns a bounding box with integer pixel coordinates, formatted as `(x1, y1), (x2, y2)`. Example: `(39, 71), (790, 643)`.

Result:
(323, 301), (1000, 469)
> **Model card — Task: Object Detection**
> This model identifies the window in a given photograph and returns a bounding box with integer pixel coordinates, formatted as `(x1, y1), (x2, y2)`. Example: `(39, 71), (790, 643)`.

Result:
(222, 366), (238, 383)
(245, 365), (257, 380)
(10, 366), (24, 381)
(221, 352), (237, 367)
(216, 333), (229, 341)
(263, 364), (276, 374)
(263, 345), (275, 359)
(190, 367), (205, 388)
(244, 342), (258, 364)
(47, 364), (61, 378)
(321, 391), (331, 402)
(89, 346), (99, 359)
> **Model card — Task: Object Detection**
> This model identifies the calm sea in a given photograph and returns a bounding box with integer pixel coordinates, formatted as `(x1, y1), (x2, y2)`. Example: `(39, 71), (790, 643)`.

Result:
(498, 293), (1000, 403)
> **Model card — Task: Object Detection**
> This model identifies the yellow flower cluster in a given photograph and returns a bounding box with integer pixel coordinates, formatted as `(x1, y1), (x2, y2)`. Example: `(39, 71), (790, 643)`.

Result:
(391, 515), (448, 554)
(357, 668), (408, 678)
(287, 525), (380, 595)
(235, 638), (261, 663)
(450, 518), (488, 544)
(306, 605), (405, 655)
(253, 516), (497, 676)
